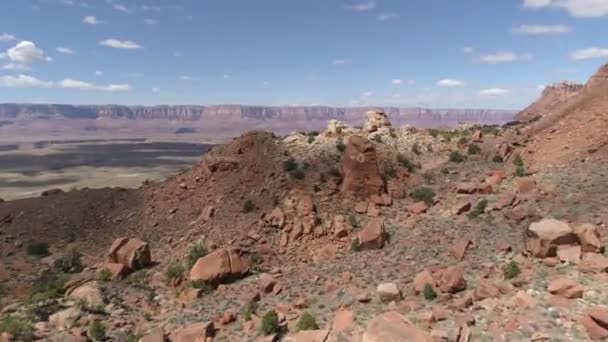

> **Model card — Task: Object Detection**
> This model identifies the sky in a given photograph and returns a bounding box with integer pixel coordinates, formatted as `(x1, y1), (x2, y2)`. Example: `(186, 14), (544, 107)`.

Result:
(0, 0), (607, 109)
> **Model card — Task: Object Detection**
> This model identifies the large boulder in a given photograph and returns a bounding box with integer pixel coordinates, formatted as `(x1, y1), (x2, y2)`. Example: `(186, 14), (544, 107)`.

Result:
(107, 237), (152, 270)
(357, 218), (385, 250)
(66, 281), (105, 308)
(525, 219), (579, 258)
(575, 224), (603, 253)
(362, 110), (391, 133)
(325, 119), (345, 135)
(169, 322), (214, 342)
(363, 311), (432, 342)
(190, 248), (249, 285)
(340, 136), (385, 199)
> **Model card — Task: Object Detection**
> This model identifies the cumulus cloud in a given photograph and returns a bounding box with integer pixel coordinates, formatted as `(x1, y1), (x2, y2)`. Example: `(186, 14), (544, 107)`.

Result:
(95, 70), (103, 76)
(523, 0), (608, 17)
(0, 74), (53, 88)
(571, 47), (608, 60)
(0, 33), (16, 42)
(113, 4), (131, 13)
(152, 87), (160, 93)
(2, 41), (51, 70)
(58, 78), (130, 91)
(179, 75), (200, 81)
(332, 59), (346, 65)
(83, 15), (101, 24)
(514, 24), (571, 34)
(391, 79), (402, 85)
(344, 0), (377, 11)
(56, 47), (73, 54)
(462, 47), (474, 54)
(99, 39), (142, 49)
(437, 79), (466, 87)
(476, 51), (532, 64)
(479, 88), (510, 96)
(378, 13), (399, 21)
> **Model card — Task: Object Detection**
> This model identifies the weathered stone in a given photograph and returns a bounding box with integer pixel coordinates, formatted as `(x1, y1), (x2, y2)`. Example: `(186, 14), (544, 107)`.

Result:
(357, 218), (385, 250)
(340, 136), (385, 199)
(362, 311), (432, 342)
(525, 219), (578, 258)
(436, 267), (467, 294)
(548, 277), (583, 299)
(579, 253), (608, 274)
(107, 237), (152, 270)
(377, 282), (401, 302)
(169, 322), (215, 342)
(190, 248), (249, 285)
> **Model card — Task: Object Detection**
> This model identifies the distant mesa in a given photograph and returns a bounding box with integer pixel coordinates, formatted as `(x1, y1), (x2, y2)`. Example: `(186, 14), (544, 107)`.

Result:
(175, 127), (197, 134)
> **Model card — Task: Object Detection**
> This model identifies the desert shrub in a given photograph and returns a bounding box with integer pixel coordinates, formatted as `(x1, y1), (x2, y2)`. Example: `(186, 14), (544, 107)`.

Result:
(328, 166), (341, 178)
(0, 315), (34, 342)
(290, 169), (305, 180)
(243, 301), (258, 321)
(492, 155), (504, 163)
(98, 269), (112, 282)
(187, 243), (208, 269)
(242, 199), (255, 213)
(449, 151), (466, 163)
(307, 135), (315, 144)
(411, 143), (421, 155)
(458, 136), (469, 145)
(372, 134), (382, 143)
(53, 248), (83, 273)
(423, 283), (436, 301)
(513, 155), (524, 167)
(125, 335), (139, 342)
(397, 154), (416, 172)
(427, 143), (434, 153)
(283, 158), (298, 172)
(467, 144), (481, 155)
(468, 199), (488, 219)
(297, 312), (319, 331)
(165, 262), (185, 283)
(272, 195), (279, 206)
(348, 213), (358, 228)
(27, 272), (67, 304)
(383, 162), (396, 179)
(389, 128), (397, 138)
(350, 238), (361, 252)
(26, 242), (49, 257)
(261, 310), (280, 335)
(191, 280), (213, 294)
(249, 252), (263, 273)
(410, 187), (436, 205)
(481, 125), (500, 135)
(336, 140), (346, 153)
(126, 270), (150, 290)
(313, 184), (321, 192)
(503, 261), (521, 279)
(515, 165), (525, 177)
(428, 129), (439, 138)
(88, 321), (106, 341)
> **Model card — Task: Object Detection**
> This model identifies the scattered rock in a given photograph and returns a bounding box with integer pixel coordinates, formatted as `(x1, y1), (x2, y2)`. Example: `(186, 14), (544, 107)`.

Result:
(340, 136), (385, 199)
(357, 218), (385, 250)
(575, 224), (603, 253)
(450, 239), (471, 261)
(107, 237), (152, 270)
(362, 110), (391, 133)
(362, 311), (432, 342)
(376, 282), (401, 302)
(190, 248), (249, 285)
(525, 219), (578, 258)
(169, 322), (215, 342)
(548, 277), (583, 299)
(408, 201), (429, 215)
(436, 267), (467, 294)
(579, 253), (608, 274)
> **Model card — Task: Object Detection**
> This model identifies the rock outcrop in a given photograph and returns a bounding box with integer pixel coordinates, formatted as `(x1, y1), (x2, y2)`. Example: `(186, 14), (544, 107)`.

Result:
(107, 237), (152, 270)
(340, 136), (385, 199)
(362, 110), (391, 133)
(190, 248), (249, 285)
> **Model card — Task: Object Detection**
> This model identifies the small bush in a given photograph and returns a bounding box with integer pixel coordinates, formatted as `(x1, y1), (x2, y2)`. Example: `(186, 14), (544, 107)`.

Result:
(27, 272), (67, 303)
(468, 199), (488, 219)
(243, 301), (258, 321)
(242, 199), (255, 213)
(307, 135), (315, 144)
(165, 262), (185, 283)
(0, 316), (34, 341)
(467, 144), (481, 155)
(261, 310), (280, 335)
(428, 129), (439, 138)
(125, 335), (139, 342)
(492, 155), (504, 163)
(53, 248), (83, 273)
(397, 154), (416, 172)
(515, 165), (525, 177)
(250, 252), (263, 273)
(297, 312), (319, 331)
(503, 261), (521, 279)
(290, 169), (305, 180)
(350, 238), (361, 252)
(410, 187), (436, 205)
(98, 269), (112, 282)
(513, 155), (524, 167)
(449, 151), (466, 163)
(191, 280), (213, 294)
(458, 136), (469, 145)
(283, 158), (298, 172)
(328, 166), (341, 178)
(26, 242), (49, 257)
(348, 213), (358, 228)
(423, 283), (436, 301)
(187, 243), (208, 269)
(336, 140), (346, 153)
(126, 270), (150, 290)
(426, 143), (434, 153)
(88, 321), (106, 341)
(372, 134), (382, 143)
(313, 184), (321, 192)
(383, 162), (396, 179)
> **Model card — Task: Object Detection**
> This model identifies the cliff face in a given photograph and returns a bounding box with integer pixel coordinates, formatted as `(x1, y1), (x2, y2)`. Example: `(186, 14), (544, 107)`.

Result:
(0, 104), (515, 125)
(516, 82), (584, 122)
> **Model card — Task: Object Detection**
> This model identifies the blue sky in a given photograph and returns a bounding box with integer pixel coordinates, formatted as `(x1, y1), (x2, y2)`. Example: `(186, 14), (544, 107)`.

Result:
(0, 0), (607, 109)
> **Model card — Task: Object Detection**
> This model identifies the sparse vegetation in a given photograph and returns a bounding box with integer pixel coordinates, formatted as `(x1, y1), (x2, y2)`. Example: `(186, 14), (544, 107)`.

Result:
(383, 162), (396, 179)
(27, 272), (67, 303)
(242, 199), (255, 213)
(307, 132), (318, 144)
(492, 155), (504, 163)
(98, 268), (112, 282)
(191, 280), (214, 294)
(297, 312), (319, 331)
(467, 144), (481, 155)
(372, 134), (382, 143)
(261, 310), (280, 335)
(0, 315), (34, 342)
(88, 320), (106, 341)
(283, 157), (298, 172)
(514, 155), (526, 177)
(503, 261), (521, 279)
(412, 142), (421, 155)
(53, 248), (83, 273)
(468, 199), (488, 219)
(449, 151), (466, 163)
(243, 301), (258, 321)
(423, 283), (436, 301)
(187, 243), (208, 269)
(291, 168), (305, 180)
(336, 140), (346, 153)
(126, 270), (150, 290)
(250, 252), (263, 273)
(26, 241), (50, 257)
(397, 153), (417, 172)
(428, 128), (439, 138)
(410, 187), (436, 205)
(328, 166), (341, 178)
(165, 262), (185, 283)
(350, 238), (361, 252)
(458, 136), (469, 145)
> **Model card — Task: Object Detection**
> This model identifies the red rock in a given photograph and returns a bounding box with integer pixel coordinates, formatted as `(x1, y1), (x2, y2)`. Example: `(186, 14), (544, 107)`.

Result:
(450, 239), (471, 261)
(455, 202), (472, 215)
(366, 204), (380, 217)
(497, 242), (512, 253)
(284, 330), (330, 342)
(357, 218), (385, 250)
(408, 201), (429, 214)
(455, 183), (476, 194)
(474, 279), (500, 300)
(543, 257), (561, 267)
(140, 331), (165, 342)
(200, 205), (215, 223)
(259, 273), (277, 293)
(436, 267), (467, 294)
(98, 263), (129, 280)
(332, 309), (354, 333)
(267, 207), (285, 229)
(414, 270), (436, 294)
(581, 314), (608, 340)
(548, 277), (584, 299)
(556, 245), (581, 264)
(589, 307), (608, 330)
(106, 237), (152, 270)
(579, 253), (608, 274)
(575, 224), (603, 253)
(525, 219), (578, 258)
(452, 291), (474, 310)
(485, 174), (504, 187)
(217, 311), (236, 326)
(190, 248), (249, 285)
(516, 178), (536, 194)
(476, 182), (493, 194)
(294, 297), (307, 309)
(504, 319), (519, 332)
(340, 136), (385, 199)
(313, 244), (338, 263)
(169, 322), (214, 342)
(472, 130), (483, 142)
(354, 201), (368, 214)
(362, 311), (432, 342)
(331, 215), (351, 238)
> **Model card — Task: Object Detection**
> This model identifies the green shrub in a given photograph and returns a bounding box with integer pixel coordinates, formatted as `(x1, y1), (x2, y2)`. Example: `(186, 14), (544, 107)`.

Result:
(336, 140), (346, 153)
(290, 169), (305, 180)
(467, 144), (481, 155)
(397, 154), (416, 172)
(492, 155), (504, 163)
(410, 187), (436, 205)
(27, 272), (67, 304)
(88, 321), (106, 341)
(372, 134), (382, 143)
(98, 269), (112, 282)
(242, 199), (255, 213)
(297, 312), (319, 331)
(261, 310), (280, 335)
(515, 165), (525, 177)
(428, 129), (439, 138)
(191, 280), (213, 294)
(250, 252), (263, 273)
(328, 166), (341, 178)
(243, 301), (258, 321)
(313, 184), (321, 192)
(307, 135), (315, 144)
(412, 143), (421, 155)
(165, 262), (185, 282)
(0, 316), (34, 342)
(426, 143), (434, 153)
(53, 248), (83, 273)
(513, 155), (524, 167)
(449, 151), (466, 163)
(468, 199), (488, 219)
(350, 238), (361, 252)
(503, 261), (521, 279)
(383, 162), (396, 179)
(458, 136), (469, 145)
(26, 242), (49, 257)
(423, 283), (436, 301)
(187, 243), (208, 269)
(283, 158), (298, 172)
(125, 335), (139, 342)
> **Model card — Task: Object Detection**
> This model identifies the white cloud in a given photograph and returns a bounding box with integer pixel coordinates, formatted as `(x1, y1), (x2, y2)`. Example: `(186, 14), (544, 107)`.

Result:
(223, 74), (230, 79)
(514, 24), (571, 34)
(476, 51), (532, 64)
(179, 75), (200, 81)
(479, 88), (510, 96)
(99, 39), (142, 49)
(56, 47), (73, 54)
(378, 13), (399, 21)
(537, 84), (547, 91)
(83, 16), (101, 25)
(523, 0), (608, 17)
(391, 79), (402, 85)
(571, 47), (608, 60)
(58, 78), (130, 91)
(2, 41), (51, 70)
(0, 74), (53, 88)
(437, 79), (466, 87)
(113, 4), (131, 13)
(332, 59), (346, 65)
(104, 84), (131, 92)
(144, 18), (158, 25)
(95, 70), (103, 76)
(462, 47), (474, 54)
(361, 91), (373, 97)
(152, 87), (160, 93)
(0, 33), (16, 42)
(344, 1), (377, 11)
